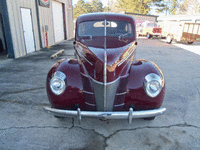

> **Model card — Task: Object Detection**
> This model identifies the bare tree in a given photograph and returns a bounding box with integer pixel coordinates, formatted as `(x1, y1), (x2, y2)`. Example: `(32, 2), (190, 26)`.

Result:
(178, 0), (200, 15)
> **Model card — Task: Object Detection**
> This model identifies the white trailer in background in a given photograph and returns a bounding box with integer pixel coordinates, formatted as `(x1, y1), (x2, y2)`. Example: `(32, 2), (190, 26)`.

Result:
(158, 21), (200, 44)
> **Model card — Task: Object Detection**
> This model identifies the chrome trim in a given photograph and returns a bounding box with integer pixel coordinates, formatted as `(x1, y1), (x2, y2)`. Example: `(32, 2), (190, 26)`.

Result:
(104, 49), (107, 111)
(50, 71), (67, 95)
(121, 73), (129, 78)
(152, 33), (161, 36)
(143, 73), (163, 98)
(118, 42), (137, 66)
(76, 48), (93, 66)
(81, 72), (121, 86)
(104, 19), (107, 37)
(114, 103), (125, 107)
(91, 77), (120, 111)
(54, 71), (66, 80)
(116, 92), (127, 96)
(91, 77), (104, 85)
(81, 35), (92, 39)
(43, 107), (166, 124)
(81, 71), (125, 111)
(83, 90), (94, 95)
(77, 108), (81, 124)
(104, 19), (107, 111)
(91, 76), (121, 85)
(85, 102), (95, 106)
(129, 108), (133, 124)
(80, 72), (89, 78)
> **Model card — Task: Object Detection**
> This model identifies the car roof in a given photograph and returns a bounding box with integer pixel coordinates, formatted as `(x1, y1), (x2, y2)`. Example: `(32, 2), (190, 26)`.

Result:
(77, 13), (135, 24)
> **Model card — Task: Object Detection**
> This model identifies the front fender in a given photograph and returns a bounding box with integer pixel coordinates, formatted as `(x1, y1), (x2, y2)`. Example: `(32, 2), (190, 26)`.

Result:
(124, 60), (165, 110)
(46, 59), (85, 109)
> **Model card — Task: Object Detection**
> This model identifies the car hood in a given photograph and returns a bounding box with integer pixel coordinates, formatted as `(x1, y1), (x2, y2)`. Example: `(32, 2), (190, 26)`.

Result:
(76, 37), (137, 82)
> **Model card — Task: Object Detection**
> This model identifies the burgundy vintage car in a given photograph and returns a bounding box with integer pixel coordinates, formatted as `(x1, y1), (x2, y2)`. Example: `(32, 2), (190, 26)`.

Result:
(44, 13), (166, 124)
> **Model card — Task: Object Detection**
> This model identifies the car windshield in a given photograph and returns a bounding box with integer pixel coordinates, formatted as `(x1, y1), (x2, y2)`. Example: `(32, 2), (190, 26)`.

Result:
(78, 20), (133, 38)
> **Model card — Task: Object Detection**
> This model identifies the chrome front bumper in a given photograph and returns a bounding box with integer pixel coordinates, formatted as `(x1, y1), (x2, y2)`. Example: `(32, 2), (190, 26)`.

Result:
(152, 33), (161, 36)
(43, 107), (166, 124)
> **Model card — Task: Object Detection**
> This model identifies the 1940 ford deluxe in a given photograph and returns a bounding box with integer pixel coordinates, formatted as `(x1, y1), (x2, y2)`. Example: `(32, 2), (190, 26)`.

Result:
(44, 13), (166, 124)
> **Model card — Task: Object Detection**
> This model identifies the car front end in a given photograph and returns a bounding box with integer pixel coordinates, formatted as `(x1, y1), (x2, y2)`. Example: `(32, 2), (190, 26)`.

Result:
(44, 13), (166, 124)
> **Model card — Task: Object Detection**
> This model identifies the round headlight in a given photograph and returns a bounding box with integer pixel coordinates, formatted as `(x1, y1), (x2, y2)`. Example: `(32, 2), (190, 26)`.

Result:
(144, 73), (163, 98)
(50, 71), (66, 95)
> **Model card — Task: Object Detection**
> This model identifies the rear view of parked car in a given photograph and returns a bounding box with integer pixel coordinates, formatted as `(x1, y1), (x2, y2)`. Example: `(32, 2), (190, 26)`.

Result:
(138, 21), (162, 38)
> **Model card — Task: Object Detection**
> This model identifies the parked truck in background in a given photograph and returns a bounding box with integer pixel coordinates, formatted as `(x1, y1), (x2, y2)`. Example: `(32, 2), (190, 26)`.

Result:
(138, 21), (162, 38)
(158, 21), (200, 44)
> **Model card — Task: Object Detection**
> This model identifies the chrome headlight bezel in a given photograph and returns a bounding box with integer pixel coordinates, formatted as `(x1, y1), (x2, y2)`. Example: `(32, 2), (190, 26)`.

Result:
(50, 71), (67, 95)
(143, 73), (163, 98)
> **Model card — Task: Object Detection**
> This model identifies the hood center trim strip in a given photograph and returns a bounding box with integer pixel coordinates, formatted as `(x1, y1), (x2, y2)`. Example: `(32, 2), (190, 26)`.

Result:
(104, 19), (107, 111)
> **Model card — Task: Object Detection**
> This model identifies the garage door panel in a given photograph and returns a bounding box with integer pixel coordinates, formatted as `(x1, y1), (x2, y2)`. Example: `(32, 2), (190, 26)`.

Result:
(52, 1), (64, 42)
(21, 8), (35, 54)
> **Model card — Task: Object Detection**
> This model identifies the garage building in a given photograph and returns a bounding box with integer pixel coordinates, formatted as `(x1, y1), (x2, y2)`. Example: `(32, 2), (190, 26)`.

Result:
(0, 0), (74, 58)
(157, 15), (200, 23)
(126, 12), (158, 24)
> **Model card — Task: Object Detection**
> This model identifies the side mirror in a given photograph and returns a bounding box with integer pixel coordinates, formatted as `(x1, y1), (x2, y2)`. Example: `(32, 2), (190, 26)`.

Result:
(80, 35), (92, 42)
(135, 41), (138, 45)
(73, 41), (76, 45)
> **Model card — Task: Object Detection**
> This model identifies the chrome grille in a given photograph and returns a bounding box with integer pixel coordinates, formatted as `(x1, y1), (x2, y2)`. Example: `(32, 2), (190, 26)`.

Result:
(91, 77), (120, 111)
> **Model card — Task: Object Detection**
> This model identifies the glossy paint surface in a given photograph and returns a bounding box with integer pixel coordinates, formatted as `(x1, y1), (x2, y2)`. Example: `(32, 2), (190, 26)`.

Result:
(46, 59), (85, 109)
(124, 60), (165, 111)
(46, 13), (165, 111)
(75, 40), (137, 82)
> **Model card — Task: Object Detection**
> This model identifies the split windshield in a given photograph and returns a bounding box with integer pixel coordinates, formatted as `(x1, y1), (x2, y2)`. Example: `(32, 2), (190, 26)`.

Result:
(78, 20), (133, 38)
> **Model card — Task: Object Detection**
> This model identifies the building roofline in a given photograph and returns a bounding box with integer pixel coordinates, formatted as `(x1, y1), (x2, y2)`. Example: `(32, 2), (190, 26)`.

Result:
(125, 12), (159, 17)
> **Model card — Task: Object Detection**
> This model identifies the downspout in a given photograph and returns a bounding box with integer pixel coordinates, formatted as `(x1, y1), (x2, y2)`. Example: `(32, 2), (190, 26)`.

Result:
(0, 0), (15, 58)
(35, 0), (43, 48)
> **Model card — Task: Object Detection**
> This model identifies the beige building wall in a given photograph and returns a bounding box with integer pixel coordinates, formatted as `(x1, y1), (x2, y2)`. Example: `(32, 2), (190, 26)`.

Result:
(38, 0), (74, 48)
(126, 13), (158, 23)
(38, 1), (54, 48)
(65, 0), (74, 39)
(6, 0), (40, 58)
(158, 15), (200, 23)
(6, 0), (74, 58)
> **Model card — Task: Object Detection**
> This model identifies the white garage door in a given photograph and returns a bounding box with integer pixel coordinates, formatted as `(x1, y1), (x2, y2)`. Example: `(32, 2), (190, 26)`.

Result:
(52, 1), (65, 42)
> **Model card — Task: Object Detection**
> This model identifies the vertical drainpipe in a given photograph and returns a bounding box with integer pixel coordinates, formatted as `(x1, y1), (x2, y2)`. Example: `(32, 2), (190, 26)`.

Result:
(35, 0), (43, 48)
(0, 0), (15, 58)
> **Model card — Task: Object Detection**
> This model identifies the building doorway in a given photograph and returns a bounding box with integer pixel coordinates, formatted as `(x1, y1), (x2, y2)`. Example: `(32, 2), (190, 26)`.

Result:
(52, 1), (65, 42)
(20, 8), (35, 54)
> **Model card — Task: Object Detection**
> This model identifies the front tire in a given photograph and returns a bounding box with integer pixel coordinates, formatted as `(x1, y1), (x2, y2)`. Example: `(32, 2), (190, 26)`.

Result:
(166, 35), (172, 44)
(188, 42), (193, 44)
(143, 117), (156, 120)
(54, 115), (65, 118)
(147, 33), (152, 39)
(161, 36), (165, 39)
